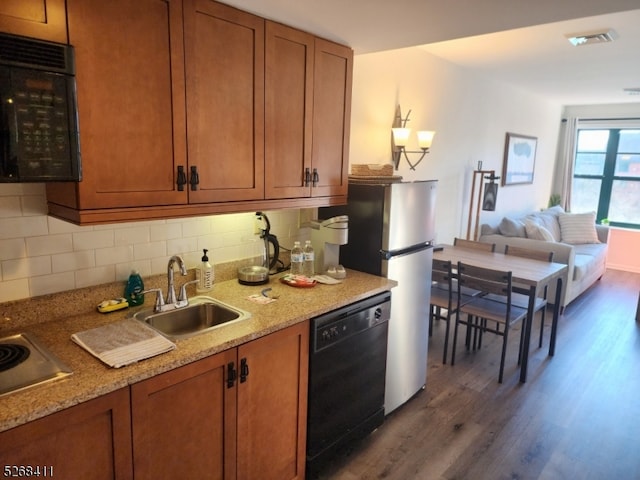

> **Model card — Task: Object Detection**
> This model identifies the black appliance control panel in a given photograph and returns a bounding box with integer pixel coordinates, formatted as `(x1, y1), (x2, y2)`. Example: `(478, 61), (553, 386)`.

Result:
(312, 292), (391, 351)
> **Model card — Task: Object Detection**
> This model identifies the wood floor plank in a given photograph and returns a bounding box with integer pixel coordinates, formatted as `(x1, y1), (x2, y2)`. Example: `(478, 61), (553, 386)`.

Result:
(315, 270), (640, 479)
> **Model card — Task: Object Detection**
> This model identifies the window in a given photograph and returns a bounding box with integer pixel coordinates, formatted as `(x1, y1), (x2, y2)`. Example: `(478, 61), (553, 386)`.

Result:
(572, 127), (640, 229)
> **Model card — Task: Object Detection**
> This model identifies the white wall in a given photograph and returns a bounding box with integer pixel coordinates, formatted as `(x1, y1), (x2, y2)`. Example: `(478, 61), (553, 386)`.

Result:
(0, 183), (305, 303)
(349, 47), (563, 243)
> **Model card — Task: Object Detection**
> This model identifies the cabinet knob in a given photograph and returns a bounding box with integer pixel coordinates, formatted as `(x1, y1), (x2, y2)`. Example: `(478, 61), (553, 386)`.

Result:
(304, 168), (311, 187)
(312, 168), (319, 187)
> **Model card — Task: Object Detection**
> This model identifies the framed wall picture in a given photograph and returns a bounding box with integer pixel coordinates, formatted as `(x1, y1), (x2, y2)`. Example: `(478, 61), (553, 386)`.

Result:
(501, 132), (537, 186)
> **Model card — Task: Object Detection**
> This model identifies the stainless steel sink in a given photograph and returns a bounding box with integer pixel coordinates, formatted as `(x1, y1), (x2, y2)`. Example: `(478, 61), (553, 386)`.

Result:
(132, 297), (251, 340)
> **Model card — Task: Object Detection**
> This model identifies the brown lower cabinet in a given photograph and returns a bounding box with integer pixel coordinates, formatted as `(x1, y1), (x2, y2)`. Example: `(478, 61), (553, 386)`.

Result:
(132, 320), (309, 480)
(0, 321), (309, 480)
(0, 387), (133, 479)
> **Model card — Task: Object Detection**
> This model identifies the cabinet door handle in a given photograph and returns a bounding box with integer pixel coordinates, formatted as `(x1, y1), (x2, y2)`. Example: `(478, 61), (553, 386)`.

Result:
(176, 166), (187, 191)
(226, 362), (237, 388)
(240, 358), (249, 383)
(312, 168), (319, 187)
(304, 168), (311, 187)
(189, 166), (200, 191)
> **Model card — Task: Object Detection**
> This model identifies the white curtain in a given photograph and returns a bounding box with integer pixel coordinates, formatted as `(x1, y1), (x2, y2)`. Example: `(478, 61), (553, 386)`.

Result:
(557, 116), (578, 211)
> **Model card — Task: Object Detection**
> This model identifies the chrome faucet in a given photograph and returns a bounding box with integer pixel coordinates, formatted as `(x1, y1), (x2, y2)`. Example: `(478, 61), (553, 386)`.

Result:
(139, 255), (193, 313)
(166, 254), (188, 306)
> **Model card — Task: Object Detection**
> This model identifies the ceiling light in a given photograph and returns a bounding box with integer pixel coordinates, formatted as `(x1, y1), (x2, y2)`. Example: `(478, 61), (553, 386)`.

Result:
(566, 29), (617, 46)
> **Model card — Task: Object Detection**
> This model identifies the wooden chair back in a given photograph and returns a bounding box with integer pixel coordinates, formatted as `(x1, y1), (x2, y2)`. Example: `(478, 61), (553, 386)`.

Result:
(505, 245), (554, 262)
(457, 261), (511, 298)
(453, 237), (496, 252)
(432, 258), (453, 287)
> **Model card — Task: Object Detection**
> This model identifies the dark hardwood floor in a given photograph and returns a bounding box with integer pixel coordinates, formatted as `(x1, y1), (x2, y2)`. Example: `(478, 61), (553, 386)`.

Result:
(317, 269), (640, 479)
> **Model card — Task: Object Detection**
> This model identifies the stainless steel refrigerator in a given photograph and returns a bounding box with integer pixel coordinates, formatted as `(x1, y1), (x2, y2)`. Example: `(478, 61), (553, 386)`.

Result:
(320, 180), (437, 414)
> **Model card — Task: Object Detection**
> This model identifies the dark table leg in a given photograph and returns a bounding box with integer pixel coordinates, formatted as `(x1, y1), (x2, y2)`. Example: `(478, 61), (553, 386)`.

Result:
(519, 285), (537, 383)
(548, 277), (563, 356)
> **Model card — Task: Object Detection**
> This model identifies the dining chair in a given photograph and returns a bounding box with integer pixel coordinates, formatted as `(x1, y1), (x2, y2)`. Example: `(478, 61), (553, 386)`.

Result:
(453, 237), (496, 252)
(451, 261), (528, 383)
(504, 245), (554, 349)
(429, 259), (475, 364)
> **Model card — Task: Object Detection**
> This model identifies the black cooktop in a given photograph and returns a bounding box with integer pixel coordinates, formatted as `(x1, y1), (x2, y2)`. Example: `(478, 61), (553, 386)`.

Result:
(0, 344), (31, 372)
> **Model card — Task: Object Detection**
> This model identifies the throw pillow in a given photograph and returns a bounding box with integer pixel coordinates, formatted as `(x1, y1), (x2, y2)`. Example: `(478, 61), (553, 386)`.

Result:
(536, 212), (562, 242)
(559, 212), (600, 244)
(498, 217), (526, 237)
(524, 218), (554, 241)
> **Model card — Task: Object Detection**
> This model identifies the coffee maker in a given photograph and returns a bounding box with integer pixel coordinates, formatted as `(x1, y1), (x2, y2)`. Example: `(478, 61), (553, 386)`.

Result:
(309, 215), (348, 274)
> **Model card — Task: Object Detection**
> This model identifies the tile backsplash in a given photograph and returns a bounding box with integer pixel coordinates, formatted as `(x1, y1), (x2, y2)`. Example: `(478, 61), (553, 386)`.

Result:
(0, 184), (308, 303)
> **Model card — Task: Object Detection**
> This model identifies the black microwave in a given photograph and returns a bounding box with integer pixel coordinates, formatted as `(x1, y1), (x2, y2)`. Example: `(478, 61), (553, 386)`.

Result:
(0, 32), (81, 182)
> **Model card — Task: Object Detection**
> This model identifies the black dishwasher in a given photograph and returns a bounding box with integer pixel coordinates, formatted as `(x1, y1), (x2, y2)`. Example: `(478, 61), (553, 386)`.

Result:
(306, 292), (391, 478)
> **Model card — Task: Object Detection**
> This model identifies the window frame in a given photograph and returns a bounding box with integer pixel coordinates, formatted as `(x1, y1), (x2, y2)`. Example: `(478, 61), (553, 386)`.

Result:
(572, 124), (640, 230)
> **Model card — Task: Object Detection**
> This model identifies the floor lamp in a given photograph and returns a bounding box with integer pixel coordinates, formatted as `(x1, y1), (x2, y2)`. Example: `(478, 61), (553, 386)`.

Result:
(466, 168), (500, 240)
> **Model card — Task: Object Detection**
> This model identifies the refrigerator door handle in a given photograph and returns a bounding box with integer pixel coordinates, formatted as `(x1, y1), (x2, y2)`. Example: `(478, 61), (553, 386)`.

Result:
(380, 242), (433, 260)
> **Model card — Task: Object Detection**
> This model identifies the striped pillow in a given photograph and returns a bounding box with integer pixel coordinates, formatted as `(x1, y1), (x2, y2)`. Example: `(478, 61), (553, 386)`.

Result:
(559, 212), (600, 244)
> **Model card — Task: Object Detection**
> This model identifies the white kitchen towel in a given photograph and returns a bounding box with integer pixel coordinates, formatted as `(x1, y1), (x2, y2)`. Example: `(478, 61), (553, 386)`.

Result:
(71, 318), (176, 368)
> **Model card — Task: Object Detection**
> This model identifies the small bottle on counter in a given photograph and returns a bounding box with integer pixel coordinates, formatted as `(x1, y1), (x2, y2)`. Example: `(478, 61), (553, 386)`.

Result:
(303, 240), (315, 277)
(290, 241), (303, 275)
(196, 249), (214, 293)
(124, 270), (144, 306)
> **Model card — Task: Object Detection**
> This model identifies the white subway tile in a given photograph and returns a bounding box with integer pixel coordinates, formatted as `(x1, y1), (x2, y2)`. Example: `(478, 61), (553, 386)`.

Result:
(0, 278), (30, 303)
(134, 241), (166, 260)
(73, 230), (114, 251)
(48, 216), (88, 234)
(182, 219), (212, 237)
(166, 237), (198, 254)
(52, 250), (96, 273)
(0, 196), (22, 218)
(150, 222), (182, 241)
(19, 184), (46, 195)
(0, 239), (26, 261)
(96, 245), (134, 266)
(75, 265), (116, 288)
(2, 256), (52, 280)
(20, 195), (47, 216)
(116, 260), (152, 281)
(114, 226), (151, 246)
(0, 185), (25, 197)
(30, 272), (75, 297)
(0, 216), (49, 240)
(26, 234), (73, 256)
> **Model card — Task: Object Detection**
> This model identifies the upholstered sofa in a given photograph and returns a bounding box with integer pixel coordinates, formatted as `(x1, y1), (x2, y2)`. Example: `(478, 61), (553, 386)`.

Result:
(478, 206), (609, 311)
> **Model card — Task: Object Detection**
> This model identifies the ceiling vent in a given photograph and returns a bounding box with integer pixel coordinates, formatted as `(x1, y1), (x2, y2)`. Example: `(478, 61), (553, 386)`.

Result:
(566, 29), (617, 46)
(623, 88), (640, 96)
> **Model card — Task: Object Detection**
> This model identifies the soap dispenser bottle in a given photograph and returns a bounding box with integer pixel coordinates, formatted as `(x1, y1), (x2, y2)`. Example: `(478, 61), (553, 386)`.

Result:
(196, 249), (214, 293)
(124, 270), (145, 306)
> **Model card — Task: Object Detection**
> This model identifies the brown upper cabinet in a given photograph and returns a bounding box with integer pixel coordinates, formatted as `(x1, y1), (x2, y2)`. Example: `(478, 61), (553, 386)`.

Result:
(184, 0), (265, 204)
(44, 0), (353, 225)
(0, 0), (67, 43)
(46, 0), (188, 217)
(265, 23), (353, 200)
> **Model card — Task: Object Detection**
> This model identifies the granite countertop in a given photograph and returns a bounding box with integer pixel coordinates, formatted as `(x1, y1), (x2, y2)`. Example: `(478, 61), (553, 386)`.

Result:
(0, 269), (395, 433)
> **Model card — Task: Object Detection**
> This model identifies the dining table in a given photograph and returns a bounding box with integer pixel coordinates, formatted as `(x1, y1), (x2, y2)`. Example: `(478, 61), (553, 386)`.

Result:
(433, 244), (568, 382)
